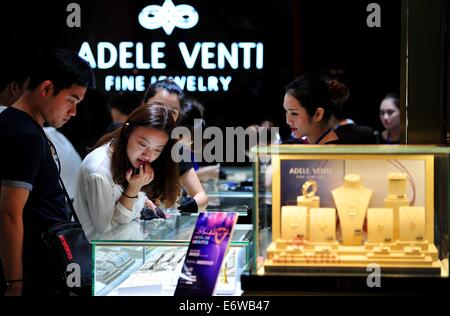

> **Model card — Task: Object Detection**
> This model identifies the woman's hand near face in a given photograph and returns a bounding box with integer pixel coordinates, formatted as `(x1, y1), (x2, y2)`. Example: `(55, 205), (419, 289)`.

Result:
(144, 197), (157, 211)
(125, 163), (154, 195)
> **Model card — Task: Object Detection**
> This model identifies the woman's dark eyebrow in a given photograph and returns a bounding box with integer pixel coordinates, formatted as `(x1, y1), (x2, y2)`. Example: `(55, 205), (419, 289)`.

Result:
(138, 136), (151, 144)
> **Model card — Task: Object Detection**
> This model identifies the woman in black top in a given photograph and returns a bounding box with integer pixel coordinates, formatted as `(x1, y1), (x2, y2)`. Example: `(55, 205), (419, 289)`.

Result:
(327, 80), (377, 145)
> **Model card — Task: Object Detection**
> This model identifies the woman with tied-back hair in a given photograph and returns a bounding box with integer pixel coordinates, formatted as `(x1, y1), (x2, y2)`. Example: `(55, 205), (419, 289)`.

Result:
(327, 79), (376, 144)
(283, 75), (341, 144)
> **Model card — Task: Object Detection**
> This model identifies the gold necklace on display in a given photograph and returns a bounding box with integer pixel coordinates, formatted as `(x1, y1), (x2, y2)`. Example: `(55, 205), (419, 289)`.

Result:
(405, 210), (417, 230)
(348, 203), (358, 219)
(290, 222), (299, 229)
(290, 215), (303, 230)
(377, 211), (390, 232)
(346, 196), (365, 220)
(318, 223), (328, 231)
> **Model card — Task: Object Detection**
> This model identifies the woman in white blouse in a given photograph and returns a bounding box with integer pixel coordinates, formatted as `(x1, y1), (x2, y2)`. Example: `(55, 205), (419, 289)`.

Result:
(74, 105), (179, 240)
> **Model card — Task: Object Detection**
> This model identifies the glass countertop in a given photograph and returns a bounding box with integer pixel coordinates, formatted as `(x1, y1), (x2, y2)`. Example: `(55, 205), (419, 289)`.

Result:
(92, 213), (252, 245)
(205, 205), (250, 216)
(203, 179), (271, 199)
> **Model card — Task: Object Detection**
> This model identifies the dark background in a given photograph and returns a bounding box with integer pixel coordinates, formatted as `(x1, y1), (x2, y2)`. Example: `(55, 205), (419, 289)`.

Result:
(0, 0), (401, 159)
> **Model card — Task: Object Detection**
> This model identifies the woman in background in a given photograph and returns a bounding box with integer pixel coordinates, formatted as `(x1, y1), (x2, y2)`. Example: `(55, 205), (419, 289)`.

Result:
(143, 80), (208, 212)
(327, 80), (376, 144)
(376, 93), (400, 144)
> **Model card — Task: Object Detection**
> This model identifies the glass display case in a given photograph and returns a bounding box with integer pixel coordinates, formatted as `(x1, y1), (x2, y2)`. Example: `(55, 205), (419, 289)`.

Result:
(243, 145), (449, 293)
(92, 213), (252, 296)
(202, 166), (271, 224)
(203, 166), (253, 206)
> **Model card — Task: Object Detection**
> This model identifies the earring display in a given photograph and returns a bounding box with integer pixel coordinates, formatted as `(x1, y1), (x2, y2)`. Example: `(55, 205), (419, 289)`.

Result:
(384, 173), (410, 240)
(398, 206), (426, 242)
(331, 174), (373, 246)
(367, 208), (394, 243)
(281, 206), (307, 240)
(309, 208), (336, 243)
(386, 173), (408, 199)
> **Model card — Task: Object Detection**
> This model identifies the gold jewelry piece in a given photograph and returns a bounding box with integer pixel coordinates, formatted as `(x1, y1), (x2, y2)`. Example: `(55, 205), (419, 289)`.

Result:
(376, 210), (390, 231)
(302, 180), (318, 198)
(377, 222), (384, 231)
(406, 210), (417, 230)
(347, 196), (366, 219)
(221, 261), (229, 284)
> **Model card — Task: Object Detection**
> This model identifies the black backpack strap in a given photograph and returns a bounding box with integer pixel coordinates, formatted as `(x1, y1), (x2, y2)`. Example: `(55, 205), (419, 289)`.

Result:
(57, 172), (80, 223)
(33, 122), (80, 223)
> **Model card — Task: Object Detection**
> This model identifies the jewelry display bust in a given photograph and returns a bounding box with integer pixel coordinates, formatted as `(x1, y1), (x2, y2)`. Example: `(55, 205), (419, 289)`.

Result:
(367, 208), (394, 243)
(309, 208), (336, 243)
(384, 173), (410, 241)
(399, 206), (426, 242)
(281, 206), (308, 240)
(332, 174), (373, 245)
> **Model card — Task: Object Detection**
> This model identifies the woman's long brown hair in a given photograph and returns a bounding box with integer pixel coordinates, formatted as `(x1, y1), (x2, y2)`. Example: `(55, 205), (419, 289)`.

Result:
(95, 105), (180, 207)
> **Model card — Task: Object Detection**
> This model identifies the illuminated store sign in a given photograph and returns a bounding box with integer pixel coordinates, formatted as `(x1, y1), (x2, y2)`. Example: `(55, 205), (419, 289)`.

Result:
(138, 0), (199, 35)
(78, 0), (264, 93)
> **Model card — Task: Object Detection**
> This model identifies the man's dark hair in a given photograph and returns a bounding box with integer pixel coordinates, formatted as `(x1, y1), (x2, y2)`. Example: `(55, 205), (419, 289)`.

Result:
(27, 48), (95, 95)
(143, 78), (184, 103)
(109, 92), (141, 115)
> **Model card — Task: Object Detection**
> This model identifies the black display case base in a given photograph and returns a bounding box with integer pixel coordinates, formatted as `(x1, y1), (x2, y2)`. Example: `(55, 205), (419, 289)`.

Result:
(241, 273), (450, 295)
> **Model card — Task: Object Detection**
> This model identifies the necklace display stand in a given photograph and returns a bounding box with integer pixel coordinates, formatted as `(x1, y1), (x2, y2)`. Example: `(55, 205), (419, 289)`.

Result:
(384, 173), (410, 241)
(398, 206), (426, 242)
(309, 208), (336, 243)
(281, 206), (308, 240)
(265, 166), (439, 275)
(367, 208), (394, 243)
(332, 174), (373, 246)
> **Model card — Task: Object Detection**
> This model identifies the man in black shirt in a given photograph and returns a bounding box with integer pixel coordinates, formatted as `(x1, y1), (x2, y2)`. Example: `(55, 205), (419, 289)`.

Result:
(0, 49), (94, 296)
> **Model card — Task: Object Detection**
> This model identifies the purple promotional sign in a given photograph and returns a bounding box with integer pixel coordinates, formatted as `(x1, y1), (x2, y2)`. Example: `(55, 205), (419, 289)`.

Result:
(174, 212), (238, 296)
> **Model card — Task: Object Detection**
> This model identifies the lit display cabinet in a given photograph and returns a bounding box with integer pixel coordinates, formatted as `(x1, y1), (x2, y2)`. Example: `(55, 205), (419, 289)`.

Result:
(92, 214), (252, 296)
(243, 145), (449, 294)
(202, 166), (258, 224)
